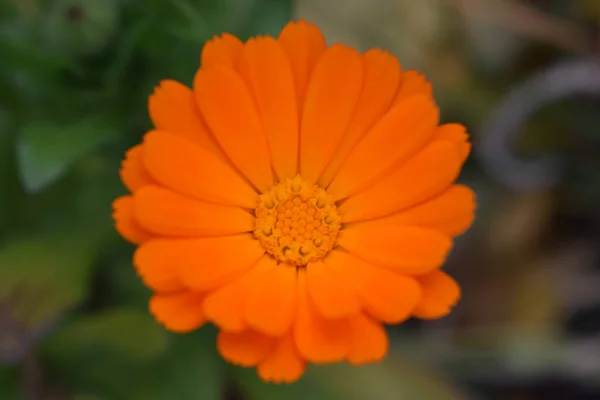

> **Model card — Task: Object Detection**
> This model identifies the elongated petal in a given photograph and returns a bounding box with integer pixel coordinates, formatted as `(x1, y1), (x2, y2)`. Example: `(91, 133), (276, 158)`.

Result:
(245, 264), (298, 336)
(432, 123), (471, 164)
(134, 185), (254, 237)
(143, 130), (257, 208)
(133, 239), (186, 292)
(195, 66), (273, 192)
(149, 80), (222, 155)
(364, 185), (476, 237)
(120, 145), (154, 192)
(112, 196), (151, 244)
(293, 269), (351, 363)
(306, 261), (361, 319)
(204, 255), (275, 332)
(258, 332), (306, 384)
(201, 33), (244, 69)
(319, 50), (402, 187)
(149, 291), (206, 333)
(278, 20), (326, 112)
(340, 141), (461, 223)
(392, 71), (432, 105)
(175, 235), (265, 291)
(338, 225), (452, 275)
(217, 330), (276, 367)
(299, 44), (363, 184)
(346, 313), (388, 365)
(329, 251), (421, 324)
(239, 37), (299, 180)
(413, 270), (461, 319)
(328, 96), (438, 201)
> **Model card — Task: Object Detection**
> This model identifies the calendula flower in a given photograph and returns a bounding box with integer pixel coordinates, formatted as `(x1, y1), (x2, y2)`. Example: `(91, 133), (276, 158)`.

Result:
(112, 20), (475, 383)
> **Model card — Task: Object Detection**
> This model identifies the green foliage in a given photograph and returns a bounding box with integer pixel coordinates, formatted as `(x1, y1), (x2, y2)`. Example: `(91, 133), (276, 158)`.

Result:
(5, 0), (593, 398)
(17, 116), (119, 193)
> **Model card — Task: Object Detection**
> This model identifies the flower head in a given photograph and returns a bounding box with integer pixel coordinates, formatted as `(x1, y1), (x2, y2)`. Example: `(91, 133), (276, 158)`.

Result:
(113, 20), (475, 384)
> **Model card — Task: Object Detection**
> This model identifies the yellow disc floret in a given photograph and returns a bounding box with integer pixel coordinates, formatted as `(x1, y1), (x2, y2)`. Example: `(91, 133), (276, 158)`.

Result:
(254, 176), (341, 266)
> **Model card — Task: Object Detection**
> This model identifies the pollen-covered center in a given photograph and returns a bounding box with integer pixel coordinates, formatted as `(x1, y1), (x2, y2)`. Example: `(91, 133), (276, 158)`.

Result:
(254, 176), (341, 266)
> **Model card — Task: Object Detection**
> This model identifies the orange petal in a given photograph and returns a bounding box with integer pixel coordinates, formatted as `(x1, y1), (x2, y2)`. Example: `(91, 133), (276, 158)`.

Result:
(201, 33), (244, 69)
(204, 255), (276, 332)
(365, 185), (476, 237)
(346, 313), (389, 365)
(432, 123), (471, 164)
(149, 291), (206, 333)
(319, 49), (401, 188)
(258, 331), (306, 384)
(133, 239), (186, 292)
(120, 145), (154, 192)
(175, 235), (265, 291)
(142, 130), (257, 208)
(194, 65), (273, 192)
(245, 264), (298, 336)
(239, 37), (299, 181)
(413, 270), (461, 319)
(330, 251), (421, 324)
(392, 71), (432, 105)
(293, 269), (351, 363)
(328, 96), (438, 201)
(217, 329), (276, 367)
(278, 20), (327, 113)
(340, 140), (462, 223)
(338, 225), (452, 275)
(306, 260), (361, 319)
(133, 185), (254, 237)
(148, 80), (222, 156)
(299, 44), (364, 184)
(112, 196), (151, 244)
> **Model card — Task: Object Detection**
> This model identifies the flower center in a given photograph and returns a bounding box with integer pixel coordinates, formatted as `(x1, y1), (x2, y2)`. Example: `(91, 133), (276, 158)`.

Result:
(254, 176), (341, 266)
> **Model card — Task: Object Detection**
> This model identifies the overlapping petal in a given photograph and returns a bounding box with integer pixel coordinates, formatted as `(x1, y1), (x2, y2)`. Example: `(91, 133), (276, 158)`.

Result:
(239, 37), (299, 180)
(319, 49), (402, 188)
(194, 65), (273, 192)
(339, 140), (462, 223)
(142, 130), (257, 208)
(328, 95), (438, 201)
(278, 20), (327, 112)
(149, 80), (222, 156)
(120, 145), (154, 192)
(133, 186), (254, 237)
(149, 291), (207, 333)
(112, 196), (151, 244)
(299, 44), (364, 184)
(338, 225), (452, 275)
(413, 270), (461, 319)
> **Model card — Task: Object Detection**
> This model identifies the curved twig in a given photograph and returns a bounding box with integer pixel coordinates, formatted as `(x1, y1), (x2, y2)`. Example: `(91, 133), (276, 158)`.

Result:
(476, 58), (600, 190)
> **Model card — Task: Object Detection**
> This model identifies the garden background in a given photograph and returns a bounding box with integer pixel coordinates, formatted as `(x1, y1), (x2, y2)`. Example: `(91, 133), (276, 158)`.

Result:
(1, 0), (600, 399)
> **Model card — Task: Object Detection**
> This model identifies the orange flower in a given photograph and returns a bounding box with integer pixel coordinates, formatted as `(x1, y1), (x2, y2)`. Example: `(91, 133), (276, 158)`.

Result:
(112, 20), (475, 384)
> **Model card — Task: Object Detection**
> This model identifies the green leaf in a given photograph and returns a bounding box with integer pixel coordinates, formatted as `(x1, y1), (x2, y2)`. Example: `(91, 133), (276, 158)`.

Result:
(0, 366), (18, 400)
(44, 307), (167, 361)
(16, 116), (118, 193)
(0, 228), (100, 364)
(235, 367), (339, 400)
(151, 327), (225, 400)
(42, 308), (167, 398)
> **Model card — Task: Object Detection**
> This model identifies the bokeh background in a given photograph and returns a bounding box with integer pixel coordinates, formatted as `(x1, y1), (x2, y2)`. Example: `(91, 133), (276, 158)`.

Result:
(1, 0), (600, 399)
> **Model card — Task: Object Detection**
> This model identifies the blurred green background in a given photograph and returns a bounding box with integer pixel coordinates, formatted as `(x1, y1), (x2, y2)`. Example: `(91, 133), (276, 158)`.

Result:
(1, 0), (600, 399)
